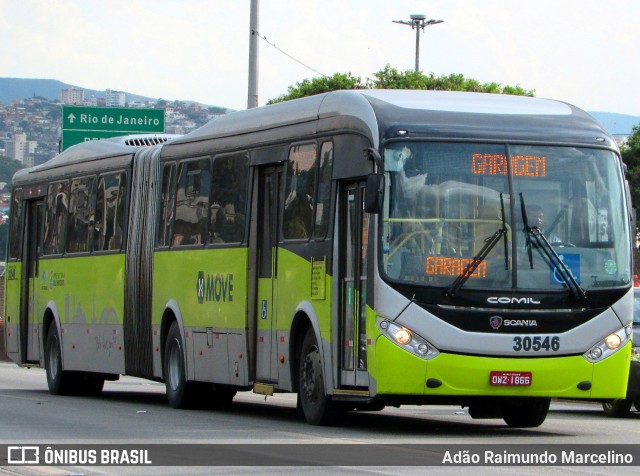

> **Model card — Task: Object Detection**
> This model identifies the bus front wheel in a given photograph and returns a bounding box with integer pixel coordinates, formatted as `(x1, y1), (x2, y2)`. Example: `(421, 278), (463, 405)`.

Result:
(298, 329), (337, 425)
(501, 397), (550, 428)
(602, 399), (632, 417)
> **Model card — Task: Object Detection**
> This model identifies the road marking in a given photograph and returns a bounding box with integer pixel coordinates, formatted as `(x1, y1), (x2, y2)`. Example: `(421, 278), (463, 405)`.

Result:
(0, 393), (45, 402)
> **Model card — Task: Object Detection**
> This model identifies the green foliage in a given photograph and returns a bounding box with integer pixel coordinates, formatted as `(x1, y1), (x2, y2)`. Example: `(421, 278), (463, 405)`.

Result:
(622, 125), (640, 209)
(267, 73), (363, 104)
(0, 156), (24, 190)
(267, 65), (535, 104)
(622, 124), (640, 157)
(370, 66), (535, 95)
(369, 65), (432, 89)
(208, 106), (228, 114)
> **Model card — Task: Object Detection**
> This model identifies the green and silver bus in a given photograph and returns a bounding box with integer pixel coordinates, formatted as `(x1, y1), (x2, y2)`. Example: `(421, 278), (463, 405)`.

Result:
(4, 90), (634, 427)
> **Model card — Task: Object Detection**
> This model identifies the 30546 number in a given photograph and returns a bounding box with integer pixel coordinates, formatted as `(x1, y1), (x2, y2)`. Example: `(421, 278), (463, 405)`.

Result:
(513, 336), (560, 352)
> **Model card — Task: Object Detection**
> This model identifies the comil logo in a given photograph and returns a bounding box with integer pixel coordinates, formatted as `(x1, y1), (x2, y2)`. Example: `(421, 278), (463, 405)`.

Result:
(487, 296), (541, 305)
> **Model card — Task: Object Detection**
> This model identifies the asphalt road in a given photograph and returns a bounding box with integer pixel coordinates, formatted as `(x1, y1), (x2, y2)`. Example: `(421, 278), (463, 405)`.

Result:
(1, 361), (639, 475)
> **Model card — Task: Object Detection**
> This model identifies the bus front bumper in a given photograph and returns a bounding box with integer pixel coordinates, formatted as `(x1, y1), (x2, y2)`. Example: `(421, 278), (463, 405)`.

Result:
(369, 336), (631, 400)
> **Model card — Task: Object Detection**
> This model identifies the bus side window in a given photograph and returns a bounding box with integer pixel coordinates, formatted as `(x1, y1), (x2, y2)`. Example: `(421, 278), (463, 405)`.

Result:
(314, 141), (333, 239)
(209, 154), (248, 244)
(173, 159), (210, 246)
(8, 188), (23, 260)
(43, 181), (69, 256)
(283, 143), (316, 240)
(157, 164), (176, 248)
(94, 172), (126, 251)
(67, 176), (95, 253)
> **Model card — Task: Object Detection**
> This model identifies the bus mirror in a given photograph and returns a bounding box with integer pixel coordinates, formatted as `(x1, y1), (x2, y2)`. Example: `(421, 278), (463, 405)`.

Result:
(365, 173), (385, 214)
(365, 147), (382, 166)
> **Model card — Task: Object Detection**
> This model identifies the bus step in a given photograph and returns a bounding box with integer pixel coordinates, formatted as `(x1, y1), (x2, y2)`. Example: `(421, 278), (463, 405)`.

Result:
(253, 382), (275, 396)
(331, 389), (372, 403)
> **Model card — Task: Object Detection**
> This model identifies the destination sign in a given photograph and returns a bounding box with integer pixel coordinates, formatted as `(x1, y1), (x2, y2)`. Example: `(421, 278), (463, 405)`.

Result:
(425, 256), (487, 279)
(471, 153), (547, 177)
(61, 106), (165, 151)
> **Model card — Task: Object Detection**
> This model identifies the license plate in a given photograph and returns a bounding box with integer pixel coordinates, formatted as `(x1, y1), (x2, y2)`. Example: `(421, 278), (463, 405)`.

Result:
(489, 371), (532, 386)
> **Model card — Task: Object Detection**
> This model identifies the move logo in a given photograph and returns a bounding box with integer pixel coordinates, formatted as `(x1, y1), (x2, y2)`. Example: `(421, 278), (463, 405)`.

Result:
(197, 271), (234, 304)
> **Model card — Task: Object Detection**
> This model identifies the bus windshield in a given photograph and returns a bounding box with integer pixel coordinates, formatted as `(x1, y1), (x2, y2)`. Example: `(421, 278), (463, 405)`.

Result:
(381, 142), (631, 292)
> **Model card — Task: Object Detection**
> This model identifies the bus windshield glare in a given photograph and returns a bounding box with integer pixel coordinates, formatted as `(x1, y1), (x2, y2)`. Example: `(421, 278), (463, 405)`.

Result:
(381, 142), (631, 291)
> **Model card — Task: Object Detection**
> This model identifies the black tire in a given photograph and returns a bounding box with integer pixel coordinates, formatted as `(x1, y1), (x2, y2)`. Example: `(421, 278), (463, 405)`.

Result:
(45, 324), (78, 395)
(78, 375), (105, 396)
(210, 386), (237, 409)
(634, 399), (640, 412)
(164, 322), (196, 408)
(298, 329), (337, 425)
(501, 397), (550, 428)
(198, 383), (237, 410)
(602, 399), (632, 418)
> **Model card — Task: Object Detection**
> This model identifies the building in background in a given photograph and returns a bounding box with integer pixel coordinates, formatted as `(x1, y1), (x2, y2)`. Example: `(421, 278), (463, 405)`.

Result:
(106, 90), (126, 107)
(59, 87), (85, 105)
(4, 133), (37, 167)
(48, 87), (126, 107)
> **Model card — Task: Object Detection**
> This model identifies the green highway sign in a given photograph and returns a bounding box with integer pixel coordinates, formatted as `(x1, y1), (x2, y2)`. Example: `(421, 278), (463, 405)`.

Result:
(62, 130), (140, 147)
(61, 105), (165, 150)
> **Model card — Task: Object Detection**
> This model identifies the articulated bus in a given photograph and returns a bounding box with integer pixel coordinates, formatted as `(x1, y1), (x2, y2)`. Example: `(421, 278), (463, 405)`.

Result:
(3, 90), (634, 427)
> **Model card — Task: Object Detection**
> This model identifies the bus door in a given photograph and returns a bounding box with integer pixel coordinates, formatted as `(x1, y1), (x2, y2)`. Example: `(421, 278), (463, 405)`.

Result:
(19, 199), (45, 364)
(255, 165), (283, 382)
(339, 182), (369, 388)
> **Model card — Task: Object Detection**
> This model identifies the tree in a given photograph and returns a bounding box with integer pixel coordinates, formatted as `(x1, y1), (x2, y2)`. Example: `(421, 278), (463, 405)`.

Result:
(370, 66), (534, 95)
(267, 65), (535, 104)
(621, 125), (640, 269)
(267, 73), (364, 105)
(369, 65), (431, 90)
(621, 125), (640, 209)
(0, 156), (24, 190)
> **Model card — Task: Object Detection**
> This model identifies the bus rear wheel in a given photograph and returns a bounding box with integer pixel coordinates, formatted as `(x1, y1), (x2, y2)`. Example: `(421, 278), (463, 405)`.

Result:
(501, 397), (550, 428)
(164, 322), (197, 408)
(298, 329), (338, 425)
(45, 324), (78, 395)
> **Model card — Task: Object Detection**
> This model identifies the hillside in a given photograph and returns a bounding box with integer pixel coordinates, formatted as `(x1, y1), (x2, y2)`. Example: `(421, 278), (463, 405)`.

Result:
(0, 78), (156, 105)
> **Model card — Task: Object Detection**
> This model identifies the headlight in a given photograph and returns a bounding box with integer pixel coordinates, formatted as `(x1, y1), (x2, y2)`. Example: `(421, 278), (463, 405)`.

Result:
(583, 325), (631, 363)
(379, 319), (439, 360)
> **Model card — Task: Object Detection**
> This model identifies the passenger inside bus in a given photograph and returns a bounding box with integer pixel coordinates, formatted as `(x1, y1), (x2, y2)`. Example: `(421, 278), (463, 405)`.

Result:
(43, 182), (69, 255)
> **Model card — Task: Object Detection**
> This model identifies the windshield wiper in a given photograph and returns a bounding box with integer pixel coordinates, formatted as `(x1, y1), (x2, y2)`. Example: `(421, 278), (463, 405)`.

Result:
(445, 194), (508, 297)
(519, 194), (586, 300)
(520, 195), (534, 269)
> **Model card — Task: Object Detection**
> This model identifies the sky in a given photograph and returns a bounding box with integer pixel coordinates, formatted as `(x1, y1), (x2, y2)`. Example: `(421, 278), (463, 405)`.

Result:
(1, 0), (639, 116)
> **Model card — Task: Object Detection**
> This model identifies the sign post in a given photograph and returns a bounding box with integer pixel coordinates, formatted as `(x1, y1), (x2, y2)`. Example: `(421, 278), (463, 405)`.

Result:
(61, 106), (165, 151)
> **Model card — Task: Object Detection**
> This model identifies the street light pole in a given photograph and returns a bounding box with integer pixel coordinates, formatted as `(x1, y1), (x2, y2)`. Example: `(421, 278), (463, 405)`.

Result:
(247, 0), (259, 109)
(393, 14), (443, 72)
